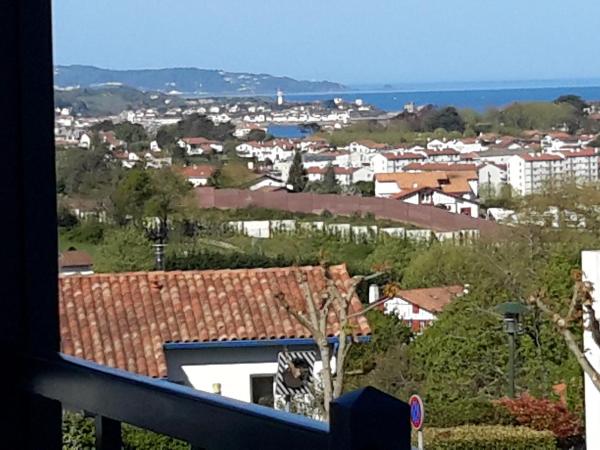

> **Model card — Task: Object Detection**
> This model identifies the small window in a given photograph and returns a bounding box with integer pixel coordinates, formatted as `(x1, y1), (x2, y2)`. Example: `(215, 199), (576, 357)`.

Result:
(412, 304), (420, 314)
(251, 375), (274, 407)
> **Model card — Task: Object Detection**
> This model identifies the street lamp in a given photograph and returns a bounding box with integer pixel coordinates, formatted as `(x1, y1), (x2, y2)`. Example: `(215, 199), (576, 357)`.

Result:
(495, 302), (528, 398)
(145, 220), (168, 271)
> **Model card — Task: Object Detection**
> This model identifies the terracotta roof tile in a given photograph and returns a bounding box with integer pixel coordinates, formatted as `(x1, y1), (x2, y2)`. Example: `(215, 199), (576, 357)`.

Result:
(178, 164), (216, 178)
(381, 152), (425, 161)
(403, 163), (478, 172)
(59, 265), (369, 378)
(59, 250), (93, 269)
(375, 285), (464, 313)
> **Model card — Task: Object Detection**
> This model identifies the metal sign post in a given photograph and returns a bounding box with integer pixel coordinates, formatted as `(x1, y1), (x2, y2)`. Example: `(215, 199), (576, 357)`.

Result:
(409, 394), (425, 450)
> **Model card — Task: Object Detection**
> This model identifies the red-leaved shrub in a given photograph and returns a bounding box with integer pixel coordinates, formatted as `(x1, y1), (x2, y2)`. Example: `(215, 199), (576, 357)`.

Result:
(496, 393), (583, 442)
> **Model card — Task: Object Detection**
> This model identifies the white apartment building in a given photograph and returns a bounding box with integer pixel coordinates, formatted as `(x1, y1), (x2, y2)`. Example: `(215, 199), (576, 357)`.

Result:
(507, 149), (599, 195)
(371, 152), (426, 173)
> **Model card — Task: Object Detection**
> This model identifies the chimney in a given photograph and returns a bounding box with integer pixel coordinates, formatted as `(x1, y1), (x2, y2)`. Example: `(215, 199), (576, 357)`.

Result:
(368, 284), (380, 304)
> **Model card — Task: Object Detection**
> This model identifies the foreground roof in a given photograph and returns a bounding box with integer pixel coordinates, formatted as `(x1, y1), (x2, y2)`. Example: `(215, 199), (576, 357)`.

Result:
(59, 265), (370, 378)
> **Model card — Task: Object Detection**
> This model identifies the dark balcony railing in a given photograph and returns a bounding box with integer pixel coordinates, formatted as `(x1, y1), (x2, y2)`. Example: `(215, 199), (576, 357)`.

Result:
(23, 354), (410, 449)
(3, 1), (411, 449)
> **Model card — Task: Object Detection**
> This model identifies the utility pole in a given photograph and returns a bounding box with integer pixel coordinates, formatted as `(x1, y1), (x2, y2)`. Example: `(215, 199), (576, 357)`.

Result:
(507, 321), (516, 398)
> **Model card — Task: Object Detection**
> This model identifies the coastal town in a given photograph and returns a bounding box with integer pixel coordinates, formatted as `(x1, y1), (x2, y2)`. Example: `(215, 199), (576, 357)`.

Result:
(55, 90), (600, 225)
(7, 0), (600, 448)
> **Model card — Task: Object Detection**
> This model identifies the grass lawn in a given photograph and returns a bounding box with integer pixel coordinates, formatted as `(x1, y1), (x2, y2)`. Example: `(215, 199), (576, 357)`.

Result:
(218, 160), (260, 188)
(58, 230), (102, 260)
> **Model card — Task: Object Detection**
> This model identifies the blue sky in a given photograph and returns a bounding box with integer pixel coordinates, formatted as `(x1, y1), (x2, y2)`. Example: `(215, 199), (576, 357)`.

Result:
(53, 0), (600, 85)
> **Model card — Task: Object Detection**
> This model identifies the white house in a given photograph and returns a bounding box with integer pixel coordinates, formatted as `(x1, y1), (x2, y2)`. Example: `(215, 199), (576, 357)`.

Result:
(57, 266), (370, 409)
(422, 148), (461, 162)
(306, 166), (355, 186)
(374, 171), (479, 201)
(478, 162), (508, 195)
(178, 137), (224, 156)
(150, 140), (161, 152)
(78, 132), (91, 149)
(371, 152), (426, 173)
(394, 187), (480, 218)
(179, 164), (217, 187)
(236, 140), (295, 162)
(248, 175), (288, 191)
(369, 284), (466, 332)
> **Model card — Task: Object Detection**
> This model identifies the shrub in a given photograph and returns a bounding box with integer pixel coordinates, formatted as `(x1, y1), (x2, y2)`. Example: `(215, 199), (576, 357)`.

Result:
(66, 220), (106, 244)
(424, 425), (556, 450)
(496, 393), (583, 448)
(63, 412), (188, 450)
(57, 205), (79, 229)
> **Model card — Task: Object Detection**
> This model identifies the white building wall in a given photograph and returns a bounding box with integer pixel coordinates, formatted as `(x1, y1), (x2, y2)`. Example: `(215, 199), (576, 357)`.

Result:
(183, 362), (278, 402)
(182, 360), (326, 404)
(581, 251), (600, 450)
(374, 180), (400, 197)
(382, 298), (437, 321)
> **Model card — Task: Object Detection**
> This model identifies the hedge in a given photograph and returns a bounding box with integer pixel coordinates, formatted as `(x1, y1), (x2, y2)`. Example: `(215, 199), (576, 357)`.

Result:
(423, 425), (556, 450)
(63, 412), (189, 450)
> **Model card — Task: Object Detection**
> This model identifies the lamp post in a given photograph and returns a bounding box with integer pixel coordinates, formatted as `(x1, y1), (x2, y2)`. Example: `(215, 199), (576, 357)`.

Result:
(496, 302), (528, 398)
(146, 219), (168, 271)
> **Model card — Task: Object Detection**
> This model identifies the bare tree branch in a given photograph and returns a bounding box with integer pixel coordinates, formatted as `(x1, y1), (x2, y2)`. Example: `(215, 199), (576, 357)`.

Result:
(531, 294), (600, 392)
(276, 266), (369, 417)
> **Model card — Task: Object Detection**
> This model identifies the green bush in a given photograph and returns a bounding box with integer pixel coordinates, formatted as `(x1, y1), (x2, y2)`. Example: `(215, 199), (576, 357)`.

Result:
(424, 425), (556, 450)
(63, 412), (189, 450)
(66, 220), (106, 244)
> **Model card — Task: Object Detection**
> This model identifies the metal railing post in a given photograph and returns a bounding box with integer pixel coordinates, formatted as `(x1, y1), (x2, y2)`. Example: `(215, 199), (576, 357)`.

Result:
(95, 416), (122, 450)
(328, 387), (411, 450)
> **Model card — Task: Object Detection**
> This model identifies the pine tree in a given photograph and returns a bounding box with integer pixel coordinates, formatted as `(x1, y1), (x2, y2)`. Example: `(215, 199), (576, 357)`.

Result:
(322, 164), (339, 193)
(287, 150), (306, 192)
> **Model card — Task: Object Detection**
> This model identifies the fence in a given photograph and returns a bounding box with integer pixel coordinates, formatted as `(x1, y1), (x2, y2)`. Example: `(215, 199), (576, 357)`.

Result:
(196, 188), (499, 234)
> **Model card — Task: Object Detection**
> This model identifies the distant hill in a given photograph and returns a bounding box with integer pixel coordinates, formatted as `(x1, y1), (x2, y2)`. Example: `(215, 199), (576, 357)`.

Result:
(54, 85), (187, 116)
(54, 65), (346, 95)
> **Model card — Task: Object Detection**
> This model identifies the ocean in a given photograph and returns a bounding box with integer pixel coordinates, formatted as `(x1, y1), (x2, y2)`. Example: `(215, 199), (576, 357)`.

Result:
(284, 86), (600, 112)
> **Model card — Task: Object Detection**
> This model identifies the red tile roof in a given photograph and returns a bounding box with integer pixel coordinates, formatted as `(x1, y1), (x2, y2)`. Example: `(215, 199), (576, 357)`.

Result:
(306, 166), (355, 175)
(182, 137), (219, 145)
(59, 250), (93, 269)
(178, 164), (217, 179)
(423, 148), (459, 156)
(375, 285), (464, 313)
(403, 163), (478, 172)
(381, 152), (425, 161)
(556, 148), (598, 158)
(59, 265), (370, 378)
(520, 153), (563, 162)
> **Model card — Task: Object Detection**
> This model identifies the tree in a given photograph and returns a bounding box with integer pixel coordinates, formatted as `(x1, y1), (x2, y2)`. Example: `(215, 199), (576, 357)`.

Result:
(353, 181), (375, 197)
(143, 168), (194, 237)
(114, 122), (148, 144)
(110, 169), (154, 225)
(56, 145), (121, 199)
(424, 107), (466, 133)
(362, 185), (600, 427)
(529, 275), (600, 392)
(275, 266), (373, 417)
(95, 227), (154, 272)
(555, 95), (588, 114)
(321, 164), (339, 194)
(287, 150), (306, 192)
(245, 128), (267, 142)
